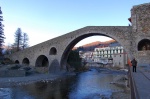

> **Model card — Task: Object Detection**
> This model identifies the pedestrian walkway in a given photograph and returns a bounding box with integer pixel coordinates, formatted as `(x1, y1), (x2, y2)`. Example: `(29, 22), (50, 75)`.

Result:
(132, 66), (150, 99)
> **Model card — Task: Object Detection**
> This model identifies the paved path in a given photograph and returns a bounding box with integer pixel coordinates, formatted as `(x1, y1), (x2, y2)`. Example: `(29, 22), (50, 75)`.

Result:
(132, 66), (150, 99)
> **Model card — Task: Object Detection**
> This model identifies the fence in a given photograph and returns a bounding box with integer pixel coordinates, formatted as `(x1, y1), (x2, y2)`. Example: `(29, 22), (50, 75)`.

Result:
(128, 66), (140, 99)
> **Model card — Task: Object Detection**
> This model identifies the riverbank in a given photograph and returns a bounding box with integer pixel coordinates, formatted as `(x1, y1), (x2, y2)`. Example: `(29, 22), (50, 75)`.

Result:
(0, 67), (131, 99)
(0, 72), (76, 88)
(0, 63), (75, 87)
(0, 65), (129, 88)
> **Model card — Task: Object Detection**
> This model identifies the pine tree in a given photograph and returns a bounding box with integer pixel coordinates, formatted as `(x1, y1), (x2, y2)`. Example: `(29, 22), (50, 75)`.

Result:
(13, 28), (23, 51)
(22, 32), (29, 49)
(0, 7), (5, 55)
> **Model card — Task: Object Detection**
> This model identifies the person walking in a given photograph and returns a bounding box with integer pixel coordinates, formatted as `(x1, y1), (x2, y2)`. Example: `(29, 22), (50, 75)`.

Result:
(131, 58), (137, 72)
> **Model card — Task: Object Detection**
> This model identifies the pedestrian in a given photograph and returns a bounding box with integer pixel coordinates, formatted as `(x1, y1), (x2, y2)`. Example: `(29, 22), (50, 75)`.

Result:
(131, 58), (137, 72)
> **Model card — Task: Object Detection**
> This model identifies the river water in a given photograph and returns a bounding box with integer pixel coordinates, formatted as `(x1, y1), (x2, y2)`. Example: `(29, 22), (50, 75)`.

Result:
(0, 68), (129, 99)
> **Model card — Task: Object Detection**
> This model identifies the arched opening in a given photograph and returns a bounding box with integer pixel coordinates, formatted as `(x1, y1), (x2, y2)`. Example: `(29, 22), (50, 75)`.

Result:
(1, 58), (12, 64)
(49, 47), (57, 55)
(138, 39), (150, 51)
(60, 33), (129, 70)
(15, 60), (19, 64)
(22, 58), (30, 65)
(35, 55), (49, 67)
(4, 58), (11, 61)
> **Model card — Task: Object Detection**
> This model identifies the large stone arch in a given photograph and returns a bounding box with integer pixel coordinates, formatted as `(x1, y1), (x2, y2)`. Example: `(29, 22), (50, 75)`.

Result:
(22, 58), (30, 65)
(35, 55), (49, 67)
(60, 26), (132, 69)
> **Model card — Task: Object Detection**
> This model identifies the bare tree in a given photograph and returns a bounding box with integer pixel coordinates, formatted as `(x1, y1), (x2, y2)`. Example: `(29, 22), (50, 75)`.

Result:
(22, 33), (29, 49)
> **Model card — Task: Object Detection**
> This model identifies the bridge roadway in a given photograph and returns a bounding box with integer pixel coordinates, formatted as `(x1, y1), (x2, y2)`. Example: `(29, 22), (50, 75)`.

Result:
(131, 66), (150, 99)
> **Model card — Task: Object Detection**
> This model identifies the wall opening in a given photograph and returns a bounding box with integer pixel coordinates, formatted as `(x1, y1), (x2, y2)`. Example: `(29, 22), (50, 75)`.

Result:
(3, 58), (11, 63)
(49, 47), (57, 55)
(15, 60), (19, 64)
(60, 33), (128, 71)
(138, 39), (150, 51)
(35, 55), (49, 67)
(22, 58), (30, 65)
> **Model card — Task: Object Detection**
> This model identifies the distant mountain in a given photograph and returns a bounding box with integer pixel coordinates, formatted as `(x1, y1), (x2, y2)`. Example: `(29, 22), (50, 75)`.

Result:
(80, 41), (102, 48)
(73, 39), (121, 52)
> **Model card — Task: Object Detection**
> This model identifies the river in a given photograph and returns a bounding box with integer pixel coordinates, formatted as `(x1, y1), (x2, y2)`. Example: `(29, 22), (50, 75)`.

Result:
(0, 68), (130, 99)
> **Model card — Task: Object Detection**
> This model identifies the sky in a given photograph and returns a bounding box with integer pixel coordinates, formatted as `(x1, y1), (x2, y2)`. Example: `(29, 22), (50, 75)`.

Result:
(0, 0), (150, 47)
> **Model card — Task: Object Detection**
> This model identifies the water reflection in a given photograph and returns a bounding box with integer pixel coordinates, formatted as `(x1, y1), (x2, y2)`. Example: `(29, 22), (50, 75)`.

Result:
(69, 69), (124, 99)
(0, 68), (128, 99)
(20, 77), (75, 99)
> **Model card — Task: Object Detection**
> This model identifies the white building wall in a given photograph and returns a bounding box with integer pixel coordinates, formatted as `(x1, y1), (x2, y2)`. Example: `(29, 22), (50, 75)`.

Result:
(93, 46), (127, 68)
(112, 53), (126, 68)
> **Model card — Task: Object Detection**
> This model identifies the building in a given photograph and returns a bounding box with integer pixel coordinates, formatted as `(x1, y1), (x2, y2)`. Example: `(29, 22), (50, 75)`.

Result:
(77, 40), (129, 68)
(93, 46), (128, 68)
(79, 51), (93, 63)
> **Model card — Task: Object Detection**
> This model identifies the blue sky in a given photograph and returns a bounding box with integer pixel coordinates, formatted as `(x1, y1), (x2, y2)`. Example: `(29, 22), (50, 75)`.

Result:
(1, 0), (150, 47)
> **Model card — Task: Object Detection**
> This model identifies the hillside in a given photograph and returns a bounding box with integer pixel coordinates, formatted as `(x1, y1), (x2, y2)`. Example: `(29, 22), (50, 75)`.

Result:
(73, 39), (120, 52)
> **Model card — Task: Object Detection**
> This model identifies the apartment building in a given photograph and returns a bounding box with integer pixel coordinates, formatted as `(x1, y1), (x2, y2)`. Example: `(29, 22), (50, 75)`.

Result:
(93, 46), (128, 67)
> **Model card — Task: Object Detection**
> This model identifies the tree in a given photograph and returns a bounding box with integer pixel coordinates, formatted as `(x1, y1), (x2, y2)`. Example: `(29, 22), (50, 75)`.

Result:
(13, 28), (22, 51)
(22, 33), (29, 49)
(67, 50), (82, 70)
(0, 7), (5, 55)
(12, 28), (29, 52)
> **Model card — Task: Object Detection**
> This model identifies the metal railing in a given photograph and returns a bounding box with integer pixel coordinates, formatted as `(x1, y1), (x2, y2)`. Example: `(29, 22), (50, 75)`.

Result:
(128, 66), (140, 99)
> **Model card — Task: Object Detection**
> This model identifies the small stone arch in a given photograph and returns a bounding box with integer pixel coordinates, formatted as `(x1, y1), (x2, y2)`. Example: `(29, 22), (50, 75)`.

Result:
(138, 39), (150, 51)
(22, 58), (30, 65)
(35, 55), (49, 67)
(3, 58), (11, 62)
(49, 47), (57, 55)
(15, 60), (19, 64)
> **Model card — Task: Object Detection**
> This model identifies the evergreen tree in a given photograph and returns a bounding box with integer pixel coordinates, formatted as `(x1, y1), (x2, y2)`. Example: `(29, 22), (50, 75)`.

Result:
(0, 7), (5, 55)
(22, 32), (29, 49)
(67, 50), (82, 70)
(13, 28), (22, 51)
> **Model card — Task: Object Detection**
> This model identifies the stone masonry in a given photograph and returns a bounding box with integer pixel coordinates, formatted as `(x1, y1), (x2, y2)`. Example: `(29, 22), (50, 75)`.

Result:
(5, 3), (150, 73)
(131, 3), (150, 66)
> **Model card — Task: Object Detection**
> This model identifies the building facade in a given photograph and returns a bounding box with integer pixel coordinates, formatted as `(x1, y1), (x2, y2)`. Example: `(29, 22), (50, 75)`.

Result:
(79, 51), (93, 63)
(93, 46), (128, 68)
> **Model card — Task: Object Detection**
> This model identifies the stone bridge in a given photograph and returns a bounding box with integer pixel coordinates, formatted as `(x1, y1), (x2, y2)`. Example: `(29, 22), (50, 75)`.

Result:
(5, 3), (150, 73)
